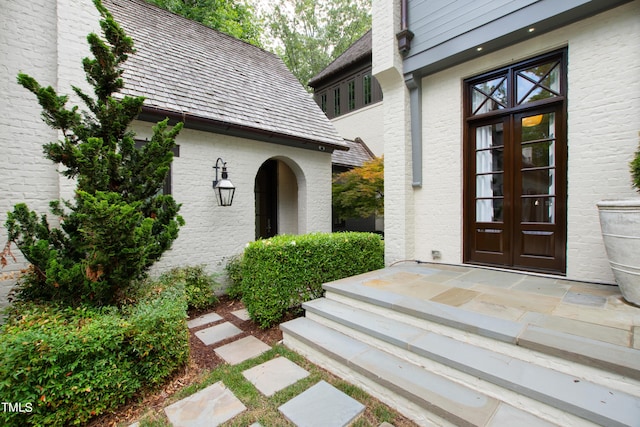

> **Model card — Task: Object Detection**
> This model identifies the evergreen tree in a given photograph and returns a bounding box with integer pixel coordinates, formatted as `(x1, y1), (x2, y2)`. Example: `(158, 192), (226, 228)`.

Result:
(3, 0), (184, 305)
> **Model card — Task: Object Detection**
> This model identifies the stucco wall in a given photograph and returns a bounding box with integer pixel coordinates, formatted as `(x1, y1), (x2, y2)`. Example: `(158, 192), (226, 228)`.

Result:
(377, 0), (640, 283)
(331, 102), (385, 156)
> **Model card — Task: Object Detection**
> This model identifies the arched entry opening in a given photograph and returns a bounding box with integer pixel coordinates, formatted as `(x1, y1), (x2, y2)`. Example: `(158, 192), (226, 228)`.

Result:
(254, 158), (300, 239)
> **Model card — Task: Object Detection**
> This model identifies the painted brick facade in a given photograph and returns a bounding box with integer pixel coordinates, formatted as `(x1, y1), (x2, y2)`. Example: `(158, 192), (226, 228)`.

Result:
(0, 0), (334, 307)
(374, 0), (640, 283)
(330, 103), (385, 156)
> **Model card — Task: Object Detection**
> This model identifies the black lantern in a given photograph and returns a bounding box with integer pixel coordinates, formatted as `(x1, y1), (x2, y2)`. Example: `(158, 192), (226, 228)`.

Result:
(213, 158), (235, 207)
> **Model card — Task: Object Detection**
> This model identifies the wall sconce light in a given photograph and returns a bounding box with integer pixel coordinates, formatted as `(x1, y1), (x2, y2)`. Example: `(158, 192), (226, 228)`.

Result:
(213, 158), (235, 207)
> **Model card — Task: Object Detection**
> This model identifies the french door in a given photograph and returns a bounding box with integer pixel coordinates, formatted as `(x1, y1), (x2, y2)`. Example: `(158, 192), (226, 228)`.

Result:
(464, 51), (567, 274)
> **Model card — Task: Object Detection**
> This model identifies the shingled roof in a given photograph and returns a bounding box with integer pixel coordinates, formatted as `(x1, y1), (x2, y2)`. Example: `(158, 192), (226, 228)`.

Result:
(308, 29), (372, 88)
(332, 137), (375, 169)
(103, 0), (346, 151)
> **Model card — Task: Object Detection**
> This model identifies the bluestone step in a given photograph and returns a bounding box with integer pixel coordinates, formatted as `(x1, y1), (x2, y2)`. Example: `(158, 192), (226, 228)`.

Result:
(302, 297), (640, 427)
(281, 317), (501, 426)
(324, 281), (640, 380)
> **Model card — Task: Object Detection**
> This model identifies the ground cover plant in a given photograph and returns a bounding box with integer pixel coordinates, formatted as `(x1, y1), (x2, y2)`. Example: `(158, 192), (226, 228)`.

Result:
(239, 232), (384, 328)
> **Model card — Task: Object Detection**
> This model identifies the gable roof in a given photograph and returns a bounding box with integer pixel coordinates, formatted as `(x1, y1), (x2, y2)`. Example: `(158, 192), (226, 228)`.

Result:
(309, 29), (372, 88)
(103, 0), (347, 151)
(332, 137), (375, 169)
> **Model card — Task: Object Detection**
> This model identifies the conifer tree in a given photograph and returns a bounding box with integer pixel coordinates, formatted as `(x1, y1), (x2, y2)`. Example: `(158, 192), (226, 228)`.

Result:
(4, 0), (184, 305)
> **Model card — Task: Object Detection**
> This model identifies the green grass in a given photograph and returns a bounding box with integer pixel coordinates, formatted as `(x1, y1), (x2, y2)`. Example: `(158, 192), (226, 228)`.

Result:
(127, 345), (415, 427)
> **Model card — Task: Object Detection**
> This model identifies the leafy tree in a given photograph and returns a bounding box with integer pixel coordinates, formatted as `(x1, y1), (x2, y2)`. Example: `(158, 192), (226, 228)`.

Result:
(265, 0), (371, 89)
(2, 0), (184, 306)
(332, 156), (383, 219)
(145, 0), (263, 47)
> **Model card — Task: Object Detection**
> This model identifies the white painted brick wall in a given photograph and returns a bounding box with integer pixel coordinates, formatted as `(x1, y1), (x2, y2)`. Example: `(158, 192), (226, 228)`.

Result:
(384, 0), (640, 283)
(373, 0), (415, 264)
(0, 0), (334, 307)
(0, 0), (62, 306)
(130, 122), (333, 277)
(331, 102), (385, 156)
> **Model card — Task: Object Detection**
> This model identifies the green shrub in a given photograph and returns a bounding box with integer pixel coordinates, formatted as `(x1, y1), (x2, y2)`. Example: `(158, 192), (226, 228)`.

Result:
(0, 287), (188, 427)
(241, 232), (384, 328)
(158, 265), (219, 310)
(224, 255), (244, 299)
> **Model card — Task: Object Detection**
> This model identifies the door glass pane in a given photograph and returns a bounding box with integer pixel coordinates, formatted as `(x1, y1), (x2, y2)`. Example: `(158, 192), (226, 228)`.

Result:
(517, 62), (560, 104)
(477, 174), (504, 197)
(522, 197), (554, 223)
(522, 141), (554, 168)
(472, 76), (507, 114)
(522, 112), (555, 141)
(476, 123), (504, 149)
(522, 169), (554, 195)
(476, 148), (504, 173)
(477, 199), (504, 222)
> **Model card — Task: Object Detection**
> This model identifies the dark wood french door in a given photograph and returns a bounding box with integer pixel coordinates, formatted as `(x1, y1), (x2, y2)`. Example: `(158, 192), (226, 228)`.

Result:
(464, 51), (567, 274)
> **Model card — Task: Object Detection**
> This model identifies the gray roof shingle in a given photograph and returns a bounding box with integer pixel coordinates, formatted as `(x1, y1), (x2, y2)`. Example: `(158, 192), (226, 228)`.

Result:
(309, 30), (372, 88)
(103, 0), (346, 150)
(332, 137), (375, 169)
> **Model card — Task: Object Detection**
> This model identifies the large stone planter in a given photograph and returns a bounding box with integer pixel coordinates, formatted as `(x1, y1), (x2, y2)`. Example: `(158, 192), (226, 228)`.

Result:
(597, 199), (640, 306)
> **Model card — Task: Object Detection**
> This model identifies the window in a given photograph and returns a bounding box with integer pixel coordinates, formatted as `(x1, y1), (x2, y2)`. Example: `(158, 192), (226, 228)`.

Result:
(363, 74), (372, 105)
(348, 80), (356, 111)
(334, 87), (341, 116)
(320, 93), (327, 113)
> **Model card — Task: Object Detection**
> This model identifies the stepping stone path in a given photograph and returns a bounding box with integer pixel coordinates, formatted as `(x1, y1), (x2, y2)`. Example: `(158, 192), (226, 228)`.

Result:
(139, 306), (376, 426)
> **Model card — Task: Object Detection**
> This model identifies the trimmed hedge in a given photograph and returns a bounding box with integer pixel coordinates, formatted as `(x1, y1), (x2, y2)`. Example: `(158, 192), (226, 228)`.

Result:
(0, 286), (189, 426)
(241, 232), (384, 328)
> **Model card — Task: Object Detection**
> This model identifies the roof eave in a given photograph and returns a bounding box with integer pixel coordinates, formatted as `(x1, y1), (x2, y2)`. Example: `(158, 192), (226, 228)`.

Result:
(138, 105), (349, 152)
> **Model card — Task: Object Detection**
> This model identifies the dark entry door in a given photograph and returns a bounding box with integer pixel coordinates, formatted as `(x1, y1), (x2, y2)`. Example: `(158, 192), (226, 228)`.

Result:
(464, 50), (567, 274)
(255, 160), (278, 239)
(467, 108), (566, 273)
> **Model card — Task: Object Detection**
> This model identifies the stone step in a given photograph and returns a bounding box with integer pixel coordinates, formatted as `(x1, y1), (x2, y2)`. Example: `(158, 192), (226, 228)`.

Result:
(323, 281), (640, 381)
(281, 317), (560, 427)
(301, 297), (640, 427)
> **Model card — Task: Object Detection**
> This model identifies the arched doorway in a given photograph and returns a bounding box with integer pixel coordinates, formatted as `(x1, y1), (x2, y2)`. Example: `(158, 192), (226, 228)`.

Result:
(254, 158), (299, 239)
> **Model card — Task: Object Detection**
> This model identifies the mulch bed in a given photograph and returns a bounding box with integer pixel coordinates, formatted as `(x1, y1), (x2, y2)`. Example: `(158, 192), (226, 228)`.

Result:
(86, 296), (289, 427)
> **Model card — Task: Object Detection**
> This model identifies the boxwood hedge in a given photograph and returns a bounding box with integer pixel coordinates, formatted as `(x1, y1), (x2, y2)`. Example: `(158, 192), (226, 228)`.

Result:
(0, 285), (189, 426)
(241, 232), (384, 328)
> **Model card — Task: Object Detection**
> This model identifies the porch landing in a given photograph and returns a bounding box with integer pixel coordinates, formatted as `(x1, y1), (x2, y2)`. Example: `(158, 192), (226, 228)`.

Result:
(281, 263), (640, 426)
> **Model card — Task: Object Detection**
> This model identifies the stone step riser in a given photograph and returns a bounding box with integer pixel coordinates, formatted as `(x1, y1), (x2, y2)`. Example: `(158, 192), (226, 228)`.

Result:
(323, 284), (640, 383)
(282, 317), (574, 427)
(323, 291), (640, 396)
(300, 297), (640, 427)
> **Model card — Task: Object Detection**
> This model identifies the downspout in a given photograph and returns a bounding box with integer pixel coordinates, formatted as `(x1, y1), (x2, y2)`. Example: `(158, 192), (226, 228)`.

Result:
(396, 0), (422, 187)
(406, 73), (422, 188)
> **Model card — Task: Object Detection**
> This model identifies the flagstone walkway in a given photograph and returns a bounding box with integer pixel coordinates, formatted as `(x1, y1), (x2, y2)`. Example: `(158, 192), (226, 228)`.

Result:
(130, 307), (382, 427)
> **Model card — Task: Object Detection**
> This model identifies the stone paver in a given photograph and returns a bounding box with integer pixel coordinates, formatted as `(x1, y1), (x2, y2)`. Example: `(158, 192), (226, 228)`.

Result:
(278, 380), (365, 427)
(187, 312), (223, 329)
(232, 308), (251, 321)
(243, 356), (309, 396)
(195, 322), (242, 346)
(215, 335), (271, 365)
(164, 381), (245, 427)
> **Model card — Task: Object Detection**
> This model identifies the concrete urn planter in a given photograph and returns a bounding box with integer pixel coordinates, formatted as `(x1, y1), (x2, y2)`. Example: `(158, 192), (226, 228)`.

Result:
(597, 199), (640, 306)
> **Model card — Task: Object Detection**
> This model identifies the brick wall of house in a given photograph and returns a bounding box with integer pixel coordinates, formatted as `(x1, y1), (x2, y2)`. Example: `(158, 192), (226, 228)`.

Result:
(372, 0), (416, 264)
(130, 122), (333, 277)
(376, 0), (640, 283)
(0, 0), (62, 305)
(0, 0), (334, 308)
(331, 102), (385, 156)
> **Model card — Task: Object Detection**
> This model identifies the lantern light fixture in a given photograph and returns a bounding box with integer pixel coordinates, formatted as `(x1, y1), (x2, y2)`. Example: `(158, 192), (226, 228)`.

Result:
(212, 157), (235, 207)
